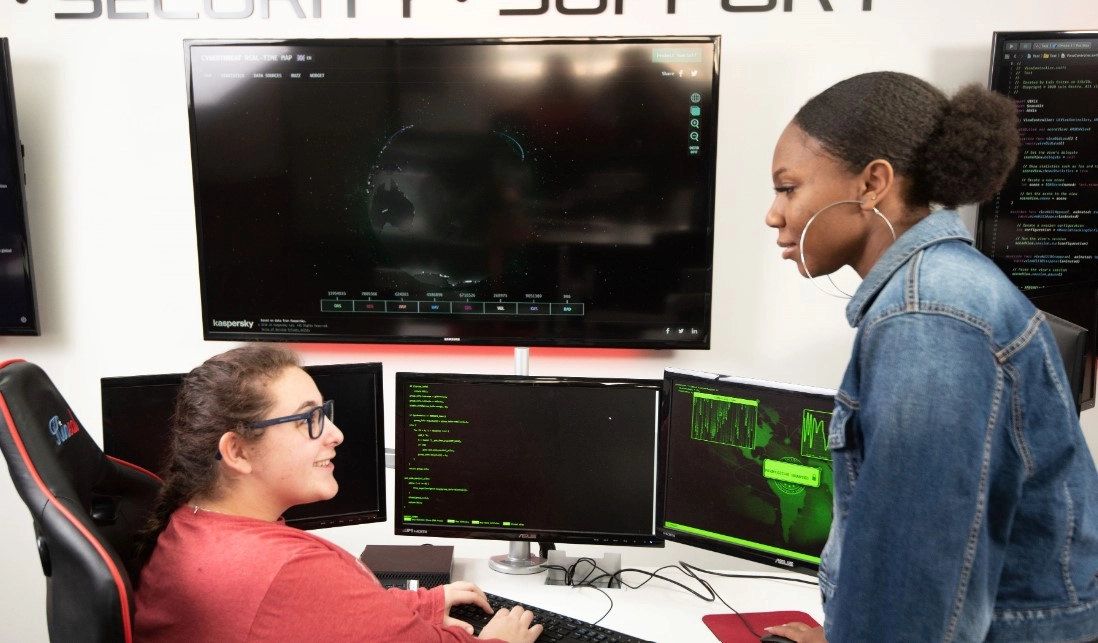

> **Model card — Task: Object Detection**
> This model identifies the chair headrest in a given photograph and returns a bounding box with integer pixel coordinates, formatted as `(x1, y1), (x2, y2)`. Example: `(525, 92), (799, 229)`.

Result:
(0, 359), (161, 585)
(0, 360), (111, 510)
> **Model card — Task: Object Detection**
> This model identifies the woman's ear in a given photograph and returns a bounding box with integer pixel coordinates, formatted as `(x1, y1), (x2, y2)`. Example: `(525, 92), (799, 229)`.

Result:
(860, 159), (895, 210)
(217, 431), (254, 475)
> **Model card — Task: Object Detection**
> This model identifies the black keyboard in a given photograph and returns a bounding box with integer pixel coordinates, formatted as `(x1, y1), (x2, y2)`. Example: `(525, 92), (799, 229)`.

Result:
(448, 591), (652, 643)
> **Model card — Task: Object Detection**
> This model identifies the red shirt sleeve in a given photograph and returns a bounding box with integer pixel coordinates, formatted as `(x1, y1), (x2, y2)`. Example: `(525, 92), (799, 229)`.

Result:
(385, 585), (446, 622)
(246, 545), (477, 642)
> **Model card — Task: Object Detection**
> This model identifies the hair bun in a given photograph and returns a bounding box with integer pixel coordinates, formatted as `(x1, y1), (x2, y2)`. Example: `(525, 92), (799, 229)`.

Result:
(916, 84), (1019, 208)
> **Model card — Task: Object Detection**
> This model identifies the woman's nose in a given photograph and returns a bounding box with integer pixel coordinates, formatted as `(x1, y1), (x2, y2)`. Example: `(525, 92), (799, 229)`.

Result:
(765, 198), (784, 229)
(326, 421), (344, 446)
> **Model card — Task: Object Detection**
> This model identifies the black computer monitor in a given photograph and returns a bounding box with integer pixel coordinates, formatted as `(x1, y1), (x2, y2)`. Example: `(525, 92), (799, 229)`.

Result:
(101, 362), (386, 529)
(394, 373), (663, 571)
(657, 368), (836, 575)
(184, 36), (719, 348)
(0, 38), (38, 336)
(975, 30), (1098, 408)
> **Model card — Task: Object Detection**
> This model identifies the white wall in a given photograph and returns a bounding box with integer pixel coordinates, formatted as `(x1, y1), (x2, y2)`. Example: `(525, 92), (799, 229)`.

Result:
(0, 1), (1095, 640)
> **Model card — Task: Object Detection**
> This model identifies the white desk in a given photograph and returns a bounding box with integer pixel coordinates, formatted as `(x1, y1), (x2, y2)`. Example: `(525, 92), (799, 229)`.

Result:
(452, 556), (824, 643)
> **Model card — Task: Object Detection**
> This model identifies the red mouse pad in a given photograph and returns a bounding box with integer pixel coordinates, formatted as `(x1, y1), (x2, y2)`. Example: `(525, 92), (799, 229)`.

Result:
(702, 611), (820, 643)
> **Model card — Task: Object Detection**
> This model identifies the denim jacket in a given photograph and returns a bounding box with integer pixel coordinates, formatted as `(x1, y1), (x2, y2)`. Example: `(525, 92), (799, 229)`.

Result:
(819, 210), (1098, 642)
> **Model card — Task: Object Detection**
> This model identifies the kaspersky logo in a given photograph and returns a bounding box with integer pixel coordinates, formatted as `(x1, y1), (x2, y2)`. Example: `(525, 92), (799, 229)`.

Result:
(212, 319), (255, 329)
(48, 414), (81, 446)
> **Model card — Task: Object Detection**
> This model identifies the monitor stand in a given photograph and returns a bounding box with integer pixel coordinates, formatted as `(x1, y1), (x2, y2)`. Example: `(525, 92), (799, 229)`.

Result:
(489, 347), (549, 576)
(489, 540), (546, 575)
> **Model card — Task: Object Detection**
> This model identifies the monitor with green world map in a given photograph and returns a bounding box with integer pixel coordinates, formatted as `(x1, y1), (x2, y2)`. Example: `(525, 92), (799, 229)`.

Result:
(657, 368), (835, 574)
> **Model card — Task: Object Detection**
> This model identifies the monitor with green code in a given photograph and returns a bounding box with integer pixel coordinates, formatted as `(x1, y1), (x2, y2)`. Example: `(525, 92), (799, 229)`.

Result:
(657, 368), (836, 575)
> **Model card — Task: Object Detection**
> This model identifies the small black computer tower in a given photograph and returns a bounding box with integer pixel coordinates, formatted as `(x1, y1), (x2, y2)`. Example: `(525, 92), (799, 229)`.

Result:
(359, 544), (454, 589)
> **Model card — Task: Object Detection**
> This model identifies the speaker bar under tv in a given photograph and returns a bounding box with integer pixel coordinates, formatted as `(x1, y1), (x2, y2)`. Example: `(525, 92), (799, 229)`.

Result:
(185, 36), (719, 348)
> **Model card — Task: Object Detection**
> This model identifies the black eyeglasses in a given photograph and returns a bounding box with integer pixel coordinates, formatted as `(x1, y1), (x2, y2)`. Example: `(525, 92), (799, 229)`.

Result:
(246, 399), (334, 440)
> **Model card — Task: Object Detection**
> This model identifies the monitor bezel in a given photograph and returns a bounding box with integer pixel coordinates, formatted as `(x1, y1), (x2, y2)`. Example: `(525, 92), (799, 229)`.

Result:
(100, 361), (387, 530)
(0, 38), (39, 337)
(285, 362), (387, 529)
(100, 372), (188, 476)
(975, 29), (1098, 409)
(393, 371), (665, 547)
(656, 368), (836, 575)
(183, 35), (720, 349)
(977, 29), (1098, 292)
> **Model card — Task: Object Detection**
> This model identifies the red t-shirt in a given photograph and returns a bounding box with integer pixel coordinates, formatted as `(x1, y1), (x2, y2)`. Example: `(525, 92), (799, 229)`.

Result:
(135, 507), (489, 642)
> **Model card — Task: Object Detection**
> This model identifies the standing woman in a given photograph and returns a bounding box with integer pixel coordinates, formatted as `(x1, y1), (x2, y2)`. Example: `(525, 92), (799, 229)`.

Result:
(134, 345), (540, 643)
(763, 72), (1098, 642)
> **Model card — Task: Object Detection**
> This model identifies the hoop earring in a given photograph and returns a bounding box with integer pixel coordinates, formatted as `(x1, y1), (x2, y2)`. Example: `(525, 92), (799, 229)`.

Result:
(798, 200), (897, 300)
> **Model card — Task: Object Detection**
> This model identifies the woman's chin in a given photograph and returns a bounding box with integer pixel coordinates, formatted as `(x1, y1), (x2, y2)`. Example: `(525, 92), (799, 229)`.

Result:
(299, 481), (339, 506)
(795, 259), (839, 279)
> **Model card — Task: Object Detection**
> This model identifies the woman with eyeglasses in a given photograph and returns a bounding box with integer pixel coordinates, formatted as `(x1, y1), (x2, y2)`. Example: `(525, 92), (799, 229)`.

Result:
(134, 345), (541, 643)
(762, 71), (1098, 642)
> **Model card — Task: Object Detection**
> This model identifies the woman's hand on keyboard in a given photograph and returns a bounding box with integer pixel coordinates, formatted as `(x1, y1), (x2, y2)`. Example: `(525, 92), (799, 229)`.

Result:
(479, 605), (544, 642)
(442, 581), (494, 634)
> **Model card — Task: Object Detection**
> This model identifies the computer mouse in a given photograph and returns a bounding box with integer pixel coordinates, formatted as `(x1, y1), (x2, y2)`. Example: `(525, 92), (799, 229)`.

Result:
(759, 634), (796, 643)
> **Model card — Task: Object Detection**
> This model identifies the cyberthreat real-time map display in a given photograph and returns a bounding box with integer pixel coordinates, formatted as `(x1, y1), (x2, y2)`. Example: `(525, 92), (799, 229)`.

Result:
(186, 37), (719, 348)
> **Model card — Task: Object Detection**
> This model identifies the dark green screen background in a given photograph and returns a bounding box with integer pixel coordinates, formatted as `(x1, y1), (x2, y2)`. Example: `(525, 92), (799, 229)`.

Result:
(661, 375), (835, 561)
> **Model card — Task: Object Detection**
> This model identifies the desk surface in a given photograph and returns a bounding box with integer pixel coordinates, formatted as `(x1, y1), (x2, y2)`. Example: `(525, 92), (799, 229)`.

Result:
(453, 557), (825, 643)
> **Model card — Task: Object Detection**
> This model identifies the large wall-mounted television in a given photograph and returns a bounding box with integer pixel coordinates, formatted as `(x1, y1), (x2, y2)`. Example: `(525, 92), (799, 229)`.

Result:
(185, 36), (719, 348)
(976, 30), (1097, 409)
(102, 362), (386, 530)
(0, 38), (39, 336)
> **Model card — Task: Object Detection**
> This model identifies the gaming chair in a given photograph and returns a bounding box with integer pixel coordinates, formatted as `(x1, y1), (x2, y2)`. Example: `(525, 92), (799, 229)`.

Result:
(0, 360), (161, 643)
(1043, 310), (1089, 413)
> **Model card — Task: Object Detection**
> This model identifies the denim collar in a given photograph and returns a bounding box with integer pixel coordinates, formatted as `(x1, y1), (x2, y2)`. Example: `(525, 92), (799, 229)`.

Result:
(845, 209), (973, 327)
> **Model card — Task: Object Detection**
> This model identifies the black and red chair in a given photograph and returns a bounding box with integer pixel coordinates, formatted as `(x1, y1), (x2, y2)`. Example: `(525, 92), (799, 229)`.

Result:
(1042, 310), (1090, 413)
(0, 359), (161, 643)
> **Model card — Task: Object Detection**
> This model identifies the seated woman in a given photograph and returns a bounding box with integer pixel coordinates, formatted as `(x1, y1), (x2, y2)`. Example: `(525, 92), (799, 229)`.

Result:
(134, 344), (541, 643)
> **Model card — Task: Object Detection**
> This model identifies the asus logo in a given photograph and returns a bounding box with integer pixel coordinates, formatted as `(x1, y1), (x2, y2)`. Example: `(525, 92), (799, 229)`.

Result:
(774, 558), (795, 568)
(443, 337), (461, 342)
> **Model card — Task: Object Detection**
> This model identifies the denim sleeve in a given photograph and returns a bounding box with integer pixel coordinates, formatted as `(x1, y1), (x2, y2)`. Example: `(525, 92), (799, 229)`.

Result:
(825, 313), (1004, 642)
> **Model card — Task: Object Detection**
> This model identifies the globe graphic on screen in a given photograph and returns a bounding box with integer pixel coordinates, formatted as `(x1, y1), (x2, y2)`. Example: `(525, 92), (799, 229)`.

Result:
(363, 124), (533, 290)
